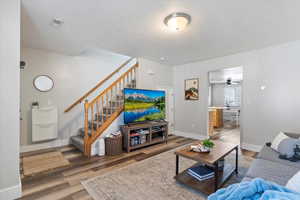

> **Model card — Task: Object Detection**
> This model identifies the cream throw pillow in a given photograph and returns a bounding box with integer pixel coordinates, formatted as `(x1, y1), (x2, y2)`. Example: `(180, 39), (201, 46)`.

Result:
(271, 131), (289, 151)
(286, 171), (300, 193)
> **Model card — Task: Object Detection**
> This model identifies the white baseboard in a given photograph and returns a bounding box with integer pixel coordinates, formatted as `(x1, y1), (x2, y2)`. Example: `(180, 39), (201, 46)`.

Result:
(241, 143), (262, 152)
(20, 139), (70, 153)
(0, 182), (21, 200)
(174, 130), (208, 140)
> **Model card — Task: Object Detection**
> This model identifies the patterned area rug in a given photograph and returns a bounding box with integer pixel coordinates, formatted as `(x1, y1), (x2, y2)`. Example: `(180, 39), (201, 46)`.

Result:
(22, 151), (70, 176)
(82, 147), (253, 200)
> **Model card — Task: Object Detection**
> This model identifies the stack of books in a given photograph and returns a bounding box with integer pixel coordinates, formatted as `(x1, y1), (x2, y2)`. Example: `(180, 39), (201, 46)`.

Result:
(130, 134), (141, 146)
(187, 165), (214, 181)
(130, 133), (147, 146)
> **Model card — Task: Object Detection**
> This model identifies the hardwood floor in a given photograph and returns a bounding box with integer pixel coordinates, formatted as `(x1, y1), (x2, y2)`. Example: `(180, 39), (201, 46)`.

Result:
(19, 135), (256, 200)
(19, 136), (196, 200)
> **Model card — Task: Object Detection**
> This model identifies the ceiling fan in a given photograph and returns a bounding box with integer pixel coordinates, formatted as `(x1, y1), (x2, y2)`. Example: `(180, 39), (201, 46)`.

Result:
(226, 78), (240, 85)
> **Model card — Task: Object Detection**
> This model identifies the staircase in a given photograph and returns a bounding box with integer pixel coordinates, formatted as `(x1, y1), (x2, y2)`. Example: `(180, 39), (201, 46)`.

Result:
(64, 58), (138, 156)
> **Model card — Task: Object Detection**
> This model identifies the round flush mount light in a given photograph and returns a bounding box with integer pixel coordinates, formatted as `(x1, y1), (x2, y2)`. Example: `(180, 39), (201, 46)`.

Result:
(164, 12), (191, 32)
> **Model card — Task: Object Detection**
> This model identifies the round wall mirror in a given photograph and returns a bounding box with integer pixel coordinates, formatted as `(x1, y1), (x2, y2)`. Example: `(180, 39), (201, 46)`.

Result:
(33, 75), (54, 92)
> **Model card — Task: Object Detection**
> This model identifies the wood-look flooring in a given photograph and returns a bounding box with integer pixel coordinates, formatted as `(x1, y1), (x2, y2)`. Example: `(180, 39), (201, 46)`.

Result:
(19, 135), (256, 200)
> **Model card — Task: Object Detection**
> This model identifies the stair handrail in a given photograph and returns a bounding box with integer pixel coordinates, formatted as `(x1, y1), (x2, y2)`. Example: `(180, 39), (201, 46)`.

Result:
(83, 62), (139, 156)
(64, 57), (135, 113)
(89, 63), (138, 106)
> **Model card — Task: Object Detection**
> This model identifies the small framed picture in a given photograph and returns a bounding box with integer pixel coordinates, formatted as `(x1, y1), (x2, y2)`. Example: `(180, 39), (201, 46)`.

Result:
(185, 78), (199, 100)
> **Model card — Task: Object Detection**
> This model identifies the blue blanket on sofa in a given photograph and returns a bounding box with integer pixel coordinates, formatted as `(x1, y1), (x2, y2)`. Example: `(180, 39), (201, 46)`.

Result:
(208, 178), (300, 200)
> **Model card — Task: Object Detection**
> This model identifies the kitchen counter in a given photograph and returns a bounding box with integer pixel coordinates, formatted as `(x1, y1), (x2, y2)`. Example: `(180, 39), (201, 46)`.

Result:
(208, 106), (240, 112)
(209, 106), (240, 128)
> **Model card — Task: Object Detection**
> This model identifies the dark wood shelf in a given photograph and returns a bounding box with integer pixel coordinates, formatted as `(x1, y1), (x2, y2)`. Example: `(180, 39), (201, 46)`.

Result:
(130, 133), (150, 137)
(152, 129), (165, 134)
(121, 121), (168, 152)
(175, 163), (235, 195)
(130, 137), (164, 149)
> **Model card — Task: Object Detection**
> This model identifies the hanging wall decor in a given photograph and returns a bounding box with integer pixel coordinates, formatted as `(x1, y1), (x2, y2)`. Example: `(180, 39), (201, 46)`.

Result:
(33, 75), (54, 92)
(185, 78), (199, 100)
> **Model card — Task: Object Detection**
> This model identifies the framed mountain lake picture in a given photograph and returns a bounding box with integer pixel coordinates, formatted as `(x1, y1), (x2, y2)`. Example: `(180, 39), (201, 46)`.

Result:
(185, 78), (199, 100)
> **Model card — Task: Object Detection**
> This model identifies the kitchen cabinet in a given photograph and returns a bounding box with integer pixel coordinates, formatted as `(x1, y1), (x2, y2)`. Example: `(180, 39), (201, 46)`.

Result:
(209, 108), (223, 128)
(208, 111), (214, 137)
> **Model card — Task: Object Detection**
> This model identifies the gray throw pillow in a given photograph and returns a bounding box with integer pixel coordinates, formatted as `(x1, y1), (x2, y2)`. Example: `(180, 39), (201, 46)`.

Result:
(278, 138), (300, 158)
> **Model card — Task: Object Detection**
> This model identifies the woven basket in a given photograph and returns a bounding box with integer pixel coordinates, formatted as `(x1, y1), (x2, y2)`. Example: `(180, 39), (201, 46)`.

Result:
(105, 135), (123, 156)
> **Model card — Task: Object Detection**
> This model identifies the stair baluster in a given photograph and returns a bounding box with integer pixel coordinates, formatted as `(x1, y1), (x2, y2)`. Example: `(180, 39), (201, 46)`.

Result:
(78, 62), (138, 156)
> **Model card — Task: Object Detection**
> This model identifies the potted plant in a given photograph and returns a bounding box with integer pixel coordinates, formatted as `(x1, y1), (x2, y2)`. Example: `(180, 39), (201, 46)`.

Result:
(202, 139), (215, 151)
(191, 139), (215, 153)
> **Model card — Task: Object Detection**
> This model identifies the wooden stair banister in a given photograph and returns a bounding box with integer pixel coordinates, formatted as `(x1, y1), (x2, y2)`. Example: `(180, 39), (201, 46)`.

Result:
(83, 62), (139, 156)
(64, 57), (135, 113)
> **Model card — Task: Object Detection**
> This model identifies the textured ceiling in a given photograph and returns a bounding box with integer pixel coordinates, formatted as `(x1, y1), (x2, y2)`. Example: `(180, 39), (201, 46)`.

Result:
(22, 0), (300, 65)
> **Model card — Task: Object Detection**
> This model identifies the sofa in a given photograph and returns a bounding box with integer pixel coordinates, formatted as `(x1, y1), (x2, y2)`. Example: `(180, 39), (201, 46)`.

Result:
(243, 132), (300, 186)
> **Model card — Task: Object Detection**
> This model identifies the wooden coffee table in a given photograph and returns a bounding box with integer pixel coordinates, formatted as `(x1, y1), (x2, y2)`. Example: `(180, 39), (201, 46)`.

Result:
(174, 140), (238, 195)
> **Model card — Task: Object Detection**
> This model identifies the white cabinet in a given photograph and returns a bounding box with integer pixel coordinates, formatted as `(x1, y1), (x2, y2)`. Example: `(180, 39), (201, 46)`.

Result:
(32, 106), (58, 142)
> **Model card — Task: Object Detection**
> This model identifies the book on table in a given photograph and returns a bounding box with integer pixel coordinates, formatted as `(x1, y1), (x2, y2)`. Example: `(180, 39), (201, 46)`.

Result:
(187, 171), (214, 181)
(187, 165), (215, 181)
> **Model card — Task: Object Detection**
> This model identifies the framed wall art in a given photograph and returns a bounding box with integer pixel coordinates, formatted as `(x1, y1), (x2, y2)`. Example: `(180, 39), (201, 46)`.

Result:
(185, 78), (199, 100)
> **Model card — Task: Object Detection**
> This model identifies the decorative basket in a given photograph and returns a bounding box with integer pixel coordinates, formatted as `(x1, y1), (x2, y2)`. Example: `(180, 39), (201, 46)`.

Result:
(105, 135), (123, 156)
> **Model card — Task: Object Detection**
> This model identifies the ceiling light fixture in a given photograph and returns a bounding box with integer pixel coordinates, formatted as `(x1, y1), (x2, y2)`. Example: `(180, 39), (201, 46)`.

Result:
(164, 12), (191, 32)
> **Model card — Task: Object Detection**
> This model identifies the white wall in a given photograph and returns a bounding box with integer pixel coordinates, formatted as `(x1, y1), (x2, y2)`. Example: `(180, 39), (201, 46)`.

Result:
(20, 48), (130, 148)
(0, 0), (21, 199)
(137, 58), (173, 90)
(211, 84), (225, 106)
(173, 40), (300, 149)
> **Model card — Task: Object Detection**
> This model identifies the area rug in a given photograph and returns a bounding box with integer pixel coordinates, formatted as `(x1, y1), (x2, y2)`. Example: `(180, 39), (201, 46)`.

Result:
(82, 148), (253, 200)
(22, 151), (70, 176)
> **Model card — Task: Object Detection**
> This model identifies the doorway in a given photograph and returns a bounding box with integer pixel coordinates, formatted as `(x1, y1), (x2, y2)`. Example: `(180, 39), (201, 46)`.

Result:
(207, 67), (243, 145)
